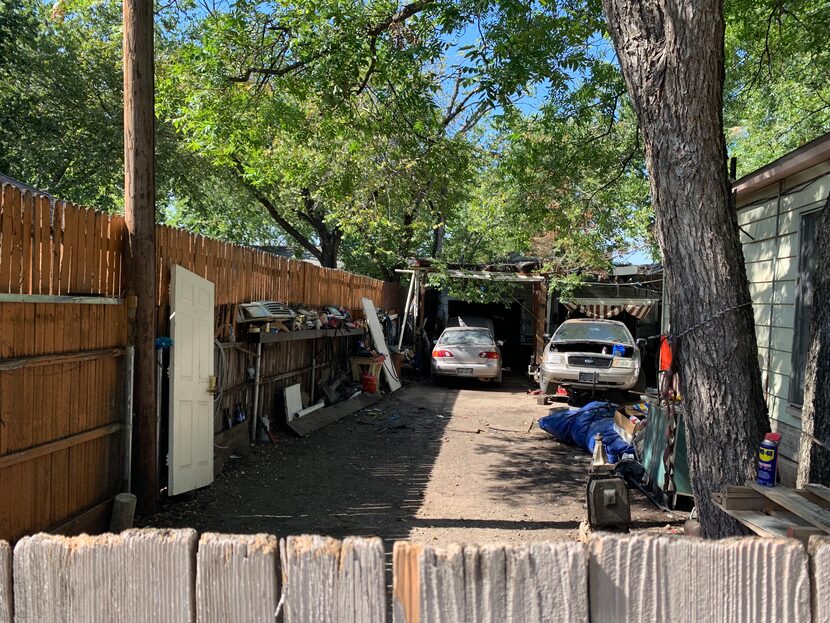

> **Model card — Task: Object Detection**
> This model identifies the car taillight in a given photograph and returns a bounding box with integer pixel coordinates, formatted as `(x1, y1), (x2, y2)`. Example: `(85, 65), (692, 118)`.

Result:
(479, 351), (500, 359)
(433, 350), (454, 358)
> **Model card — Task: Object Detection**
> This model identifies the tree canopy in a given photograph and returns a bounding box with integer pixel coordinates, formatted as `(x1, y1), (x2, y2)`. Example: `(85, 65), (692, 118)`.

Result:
(0, 0), (827, 278)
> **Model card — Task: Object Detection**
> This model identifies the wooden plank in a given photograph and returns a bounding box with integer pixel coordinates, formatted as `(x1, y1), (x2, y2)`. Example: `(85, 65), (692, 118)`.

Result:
(0, 540), (10, 623)
(13, 529), (197, 621)
(8, 187), (23, 294)
(20, 191), (33, 294)
(362, 297), (401, 392)
(0, 423), (122, 470)
(0, 185), (15, 292)
(287, 393), (381, 437)
(280, 535), (385, 623)
(749, 482), (830, 534)
(52, 200), (63, 295)
(62, 203), (79, 294)
(787, 525), (825, 540)
(31, 196), (44, 294)
(805, 484), (830, 505)
(47, 495), (114, 537)
(196, 533), (280, 623)
(393, 542), (588, 623)
(0, 347), (125, 372)
(589, 535), (810, 622)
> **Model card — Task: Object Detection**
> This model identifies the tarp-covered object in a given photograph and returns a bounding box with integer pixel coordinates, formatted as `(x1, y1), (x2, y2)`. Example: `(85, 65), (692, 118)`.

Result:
(538, 401), (634, 463)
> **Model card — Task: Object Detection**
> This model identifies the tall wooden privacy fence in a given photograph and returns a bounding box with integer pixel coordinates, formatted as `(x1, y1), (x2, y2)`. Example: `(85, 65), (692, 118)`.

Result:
(0, 182), (402, 324)
(0, 180), (403, 541)
(0, 302), (128, 543)
(0, 531), (826, 622)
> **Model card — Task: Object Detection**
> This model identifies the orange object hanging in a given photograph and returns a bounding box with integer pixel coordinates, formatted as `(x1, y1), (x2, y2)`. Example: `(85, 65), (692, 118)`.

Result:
(659, 336), (673, 371)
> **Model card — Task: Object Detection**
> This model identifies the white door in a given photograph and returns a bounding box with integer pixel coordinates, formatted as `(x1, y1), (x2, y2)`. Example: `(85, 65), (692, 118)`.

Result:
(168, 264), (215, 495)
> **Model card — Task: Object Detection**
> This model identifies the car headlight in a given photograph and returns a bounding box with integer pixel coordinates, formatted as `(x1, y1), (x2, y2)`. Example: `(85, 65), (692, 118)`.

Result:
(545, 352), (564, 364)
(611, 357), (635, 368)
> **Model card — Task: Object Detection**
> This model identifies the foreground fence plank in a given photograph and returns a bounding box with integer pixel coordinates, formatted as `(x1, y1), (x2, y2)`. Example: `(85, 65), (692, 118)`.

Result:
(589, 535), (810, 622)
(0, 541), (11, 623)
(393, 542), (587, 623)
(13, 529), (197, 623)
(810, 536), (830, 623)
(196, 533), (279, 623)
(281, 535), (385, 623)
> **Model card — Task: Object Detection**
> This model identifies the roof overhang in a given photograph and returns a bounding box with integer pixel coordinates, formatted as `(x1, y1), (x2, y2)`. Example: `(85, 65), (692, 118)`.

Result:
(395, 268), (545, 283)
(733, 132), (830, 199)
(563, 297), (660, 305)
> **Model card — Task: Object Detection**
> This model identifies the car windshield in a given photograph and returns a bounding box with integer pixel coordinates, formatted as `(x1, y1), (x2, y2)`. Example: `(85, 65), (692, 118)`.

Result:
(439, 329), (494, 346)
(553, 322), (631, 344)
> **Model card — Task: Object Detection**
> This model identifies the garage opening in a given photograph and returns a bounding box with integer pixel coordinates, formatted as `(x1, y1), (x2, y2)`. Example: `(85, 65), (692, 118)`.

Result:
(446, 293), (534, 375)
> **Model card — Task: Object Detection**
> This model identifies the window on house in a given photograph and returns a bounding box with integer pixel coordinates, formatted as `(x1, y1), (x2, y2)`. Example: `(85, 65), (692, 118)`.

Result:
(790, 209), (820, 406)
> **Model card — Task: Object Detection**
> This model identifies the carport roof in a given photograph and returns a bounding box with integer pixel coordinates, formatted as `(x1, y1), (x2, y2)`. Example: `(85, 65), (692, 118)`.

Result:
(395, 268), (546, 283)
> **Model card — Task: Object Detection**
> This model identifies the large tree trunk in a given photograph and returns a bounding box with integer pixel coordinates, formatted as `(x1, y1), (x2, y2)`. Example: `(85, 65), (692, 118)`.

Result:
(797, 195), (830, 486)
(602, 0), (769, 537)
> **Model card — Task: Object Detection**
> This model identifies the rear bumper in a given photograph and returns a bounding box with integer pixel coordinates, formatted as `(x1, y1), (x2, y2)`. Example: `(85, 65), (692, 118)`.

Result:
(432, 360), (501, 379)
(539, 362), (638, 390)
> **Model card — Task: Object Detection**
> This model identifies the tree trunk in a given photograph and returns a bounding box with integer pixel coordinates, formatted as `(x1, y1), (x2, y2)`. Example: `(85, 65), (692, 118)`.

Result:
(602, 0), (768, 537)
(797, 195), (830, 486)
(318, 229), (341, 269)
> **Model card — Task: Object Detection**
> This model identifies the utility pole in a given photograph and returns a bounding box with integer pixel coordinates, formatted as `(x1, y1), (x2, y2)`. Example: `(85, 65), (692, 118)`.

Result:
(123, 0), (157, 513)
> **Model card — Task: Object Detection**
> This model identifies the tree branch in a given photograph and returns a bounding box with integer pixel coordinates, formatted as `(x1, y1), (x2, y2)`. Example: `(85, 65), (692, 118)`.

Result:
(231, 164), (322, 261)
(367, 0), (435, 36)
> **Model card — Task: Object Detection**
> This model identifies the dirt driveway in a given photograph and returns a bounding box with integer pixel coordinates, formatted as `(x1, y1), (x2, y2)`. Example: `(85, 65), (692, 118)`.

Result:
(146, 378), (680, 545)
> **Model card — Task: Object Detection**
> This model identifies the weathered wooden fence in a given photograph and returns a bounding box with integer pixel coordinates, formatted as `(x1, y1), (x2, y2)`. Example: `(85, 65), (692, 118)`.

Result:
(0, 531), (826, 622)
(0, 302), (128, 543)
(0, 180), (404, 542)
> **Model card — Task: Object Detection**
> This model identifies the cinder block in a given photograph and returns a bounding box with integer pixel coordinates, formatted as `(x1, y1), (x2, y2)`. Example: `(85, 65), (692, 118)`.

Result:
(589, 534), (810, 622)
(280, 535), (385, 623)
(392, 541), (588, 623)
(196, 533), (279, 623)
(14, 528), (197, 623)
(0, 541), (12, 623)
(809, 536), (830, 623)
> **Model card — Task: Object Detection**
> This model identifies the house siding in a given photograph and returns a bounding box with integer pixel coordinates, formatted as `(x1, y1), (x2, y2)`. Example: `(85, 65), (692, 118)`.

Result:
(737, 160), (830, 484)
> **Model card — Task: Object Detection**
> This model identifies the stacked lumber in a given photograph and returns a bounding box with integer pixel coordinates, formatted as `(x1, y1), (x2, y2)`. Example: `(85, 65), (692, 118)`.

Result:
(713, 482), (830, 541)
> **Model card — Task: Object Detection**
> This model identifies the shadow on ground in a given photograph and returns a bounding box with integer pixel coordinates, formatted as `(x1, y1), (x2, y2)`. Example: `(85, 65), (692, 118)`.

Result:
(145, 378), (459, 544)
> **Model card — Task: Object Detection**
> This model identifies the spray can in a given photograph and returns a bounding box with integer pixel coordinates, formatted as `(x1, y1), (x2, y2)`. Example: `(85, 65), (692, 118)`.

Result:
(757, 432), (781, 487)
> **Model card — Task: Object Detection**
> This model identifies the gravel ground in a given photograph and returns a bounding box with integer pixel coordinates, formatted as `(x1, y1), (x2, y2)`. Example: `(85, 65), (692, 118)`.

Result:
(145, 376), (682, 547)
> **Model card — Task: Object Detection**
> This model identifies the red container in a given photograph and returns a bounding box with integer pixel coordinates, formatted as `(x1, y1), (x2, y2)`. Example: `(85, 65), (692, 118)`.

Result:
(361, 373), (378, 394)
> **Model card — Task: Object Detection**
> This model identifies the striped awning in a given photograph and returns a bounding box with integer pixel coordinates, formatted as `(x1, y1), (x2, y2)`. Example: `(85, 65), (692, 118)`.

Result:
(562, 298), (656, 320)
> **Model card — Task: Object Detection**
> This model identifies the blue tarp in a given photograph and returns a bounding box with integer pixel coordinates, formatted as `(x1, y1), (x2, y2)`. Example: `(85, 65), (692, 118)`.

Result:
(538, 401), (634, 464)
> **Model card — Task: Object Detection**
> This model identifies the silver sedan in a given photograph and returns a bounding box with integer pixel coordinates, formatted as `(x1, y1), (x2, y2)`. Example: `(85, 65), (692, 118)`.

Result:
(431, 327), (502, 385)
(537, 319), (641, 393)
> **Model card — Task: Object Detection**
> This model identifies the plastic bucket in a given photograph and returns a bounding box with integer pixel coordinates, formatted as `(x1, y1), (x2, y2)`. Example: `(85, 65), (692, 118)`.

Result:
(361, 373), (378, 394)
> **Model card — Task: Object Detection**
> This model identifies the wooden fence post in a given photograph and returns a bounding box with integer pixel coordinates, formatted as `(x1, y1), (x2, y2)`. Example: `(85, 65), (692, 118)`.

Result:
(196, 533), (280, 622)
(13, 530), (197, 623)
(588, 534), (810, 622)
(280, 535), (385, 623)
(123, 0), (157, 513)
(393, 541), (587, 623)
(0, 541), (11, 623)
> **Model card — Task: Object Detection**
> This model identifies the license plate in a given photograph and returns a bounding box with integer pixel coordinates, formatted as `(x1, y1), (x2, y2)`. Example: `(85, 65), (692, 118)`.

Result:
(457, 368), (474, 376)
(579, 372), (598, 384)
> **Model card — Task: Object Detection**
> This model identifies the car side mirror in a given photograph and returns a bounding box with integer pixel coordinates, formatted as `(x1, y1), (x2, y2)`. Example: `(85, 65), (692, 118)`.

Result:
(432, 339), (438, 345)
(497, 340), (504, 347)
(636, 338), (647, 349)
(542, 334), (551, 342)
